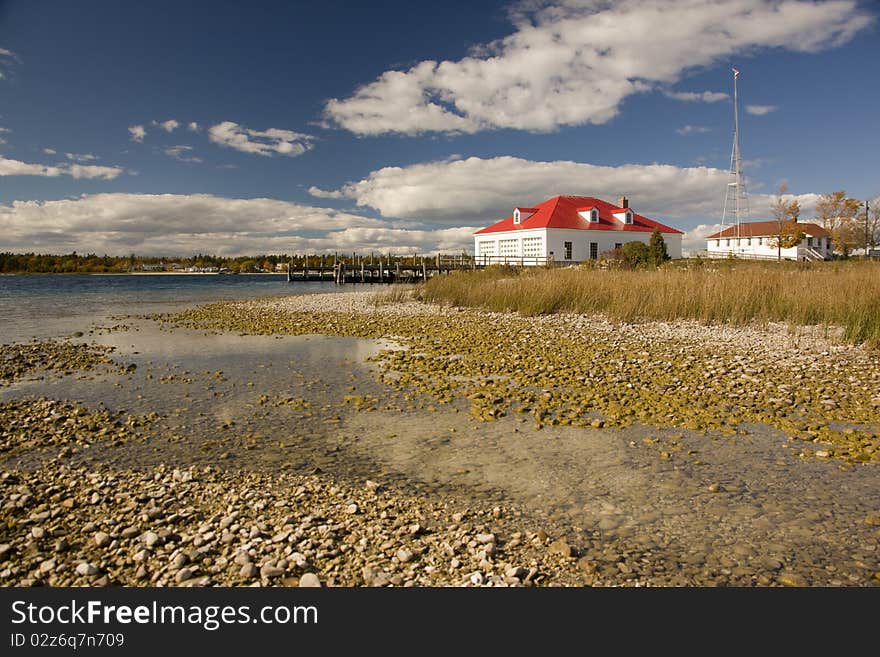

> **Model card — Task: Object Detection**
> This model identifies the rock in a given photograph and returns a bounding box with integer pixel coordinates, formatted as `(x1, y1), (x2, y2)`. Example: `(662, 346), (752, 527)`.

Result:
(30, 527), (45, 539)
(240, 563), (257, 579)
(290, 552), (307, 568)
(576, 557), (596, 575)
(761, 557), (783, 571)
(176, 568), (194, 583)
(505, 566), (527, 579)
(298, 573), (321, 588)
(76, 562), (99, 577)
(142, 531), (160, 548)
(39, 558), (56, 574)
(476, 533), (495, 544)
(396, 548), (414, 563)
(548, 539), (574, 558)
(260, 563), (284, 579)
(707, 483), (722, 493)
(233, 551), (251, 566)
(54, 538), (69, 552)
(469, 571), (484, 586)
(94, 531), (111, 547)
(345, 503), (359, 515)
(777, 572), (808, 587)
(172, 553), (188, 570)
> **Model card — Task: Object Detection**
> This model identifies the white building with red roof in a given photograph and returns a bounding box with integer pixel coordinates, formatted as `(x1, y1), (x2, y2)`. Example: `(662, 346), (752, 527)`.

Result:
(473, 195), (683, 264)
(705, 221), (832, 261)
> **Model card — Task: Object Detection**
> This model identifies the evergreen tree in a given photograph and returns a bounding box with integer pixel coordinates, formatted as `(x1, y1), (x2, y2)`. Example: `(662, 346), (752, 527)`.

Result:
(648, 229), (669, 267)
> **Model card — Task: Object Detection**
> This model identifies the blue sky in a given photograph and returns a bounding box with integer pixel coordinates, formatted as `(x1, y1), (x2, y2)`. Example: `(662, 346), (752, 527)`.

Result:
(1, 0), (878, 255)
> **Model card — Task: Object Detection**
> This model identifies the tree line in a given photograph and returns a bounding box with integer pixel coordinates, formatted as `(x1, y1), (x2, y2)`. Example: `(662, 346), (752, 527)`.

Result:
(0, 252), (296, 274)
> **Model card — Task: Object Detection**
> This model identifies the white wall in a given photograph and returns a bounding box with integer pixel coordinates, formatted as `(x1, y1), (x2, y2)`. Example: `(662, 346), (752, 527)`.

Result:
(706, 234), (833, 260)
(475, 228), (682, 263)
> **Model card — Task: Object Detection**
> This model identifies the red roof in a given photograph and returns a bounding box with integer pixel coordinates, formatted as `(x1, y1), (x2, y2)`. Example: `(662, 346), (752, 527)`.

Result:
(474, 196), (683, 235)
(706, 221), (831, 239)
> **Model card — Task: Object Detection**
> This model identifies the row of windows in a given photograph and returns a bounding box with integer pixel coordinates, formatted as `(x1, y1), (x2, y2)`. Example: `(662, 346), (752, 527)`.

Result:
(499, 239), (519, 256)
(522, 236), (543, 257)
(714, 236), (827, 248)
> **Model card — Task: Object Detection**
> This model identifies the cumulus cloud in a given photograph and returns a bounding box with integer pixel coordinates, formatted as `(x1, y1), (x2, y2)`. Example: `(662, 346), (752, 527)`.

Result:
(310, 155), (822, 226)
(676, 124), (711, 136)
(324, 0), (873, 135)
(188, 122), (199, 132)
(0, 193), (473, 255)
(42, 148), (56, 155)
(128, 125), (146, 142)
(65, 152), (98, 162)
(746, 104), (777, 115)
(664, 90), (729, 103)
(164, 145), (202, 163)
(0, 48), (18, 80)
(0, 48), (17, 58)
(208, 121), (314, 157)
(0, 126), (9, 145)
(0, 155), (123, 180)
(154, 119), (180, 133)
(682, 223), (724, 252)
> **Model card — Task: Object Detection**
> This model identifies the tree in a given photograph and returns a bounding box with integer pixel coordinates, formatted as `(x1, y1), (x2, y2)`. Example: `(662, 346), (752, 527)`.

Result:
(621, 241), (649, 268)
(769, 183), (803, 260)
(815, 190), (862, 255)
(647, 229), (669, 267)
(866, 196), (880, 253)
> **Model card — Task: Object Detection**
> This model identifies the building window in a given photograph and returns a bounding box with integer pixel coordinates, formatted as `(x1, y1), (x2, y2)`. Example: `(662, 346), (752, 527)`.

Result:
(590, 242), (598, 260)
(513, 209), (521, 224)
(522, 236), (543, 258)
(499, 238), (518, 257)
(625, 211), (633, 224)
(807, 237), (813, 247)
(590, 209), (599, 222)
(564, 242), (573, 260)
(747, 237), (751, 246)
(726, 239), (731, 247)
(716, 239), (720, 247)
(478, 240), (496, 257)
(758, 237), (763, 245)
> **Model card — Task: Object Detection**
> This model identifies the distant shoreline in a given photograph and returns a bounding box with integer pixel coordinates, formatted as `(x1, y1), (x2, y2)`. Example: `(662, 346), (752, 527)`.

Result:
(0, 271), (286, 276)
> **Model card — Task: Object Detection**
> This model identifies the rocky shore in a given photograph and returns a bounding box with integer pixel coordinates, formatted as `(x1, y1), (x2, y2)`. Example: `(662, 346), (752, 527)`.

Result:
(2, 289), (879, 586)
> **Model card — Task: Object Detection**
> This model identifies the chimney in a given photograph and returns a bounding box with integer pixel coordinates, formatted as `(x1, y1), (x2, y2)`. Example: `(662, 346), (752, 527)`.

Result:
(618, 196), (629, 209)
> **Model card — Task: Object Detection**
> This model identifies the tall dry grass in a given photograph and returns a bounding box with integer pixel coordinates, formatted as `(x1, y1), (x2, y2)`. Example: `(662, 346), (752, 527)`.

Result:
(418, 261), (880, 347)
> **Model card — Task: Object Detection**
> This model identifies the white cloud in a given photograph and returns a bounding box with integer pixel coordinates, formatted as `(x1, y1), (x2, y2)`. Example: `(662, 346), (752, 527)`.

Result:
(676, 124), (711, 136)
(208, 121), (314, 157)
(128, 125), (146, 142)
(42, 148), (57, 155)
(311, 155), (822, 225)
(0, 155), (123, 180)
(164, 145), (202, 163)
(0, 126), (9, 145)
(0, 193), (472, 255)
(746, 104), (777, 115)
(0, 48), (17, 58)
(682, 223), (724, 251)
(324, 0), (873, 135)
(154, 119), (180, 133)
(664, 90), (729, 103)
(65, 152), (98, 162)
(187, 122), (199, 132)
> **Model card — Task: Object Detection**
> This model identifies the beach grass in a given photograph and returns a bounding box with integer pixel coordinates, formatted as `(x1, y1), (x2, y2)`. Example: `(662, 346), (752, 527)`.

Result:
(418, 260), (880, 347)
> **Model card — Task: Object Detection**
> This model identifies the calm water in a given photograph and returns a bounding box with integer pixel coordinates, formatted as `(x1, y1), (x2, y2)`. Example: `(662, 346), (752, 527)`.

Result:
(0, 274), (342, 342)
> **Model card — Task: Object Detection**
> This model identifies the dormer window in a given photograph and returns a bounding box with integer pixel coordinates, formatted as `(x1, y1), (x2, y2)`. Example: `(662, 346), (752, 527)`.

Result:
(590, 209), (599, 223)
(625, 210), (633, 224)
(514, 208), (521, 224)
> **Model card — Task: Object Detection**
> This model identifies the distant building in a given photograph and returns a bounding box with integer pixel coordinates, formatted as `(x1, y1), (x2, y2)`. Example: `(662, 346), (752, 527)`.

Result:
(473, 195), (683, 264)
(706, 221), (832, 261)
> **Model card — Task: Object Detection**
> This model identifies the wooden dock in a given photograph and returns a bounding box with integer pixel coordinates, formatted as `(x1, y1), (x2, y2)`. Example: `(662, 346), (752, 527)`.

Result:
(285, 254), (554, 284)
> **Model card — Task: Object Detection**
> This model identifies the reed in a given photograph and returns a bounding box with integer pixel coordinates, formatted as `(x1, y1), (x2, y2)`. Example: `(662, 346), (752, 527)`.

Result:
(418, 261), (880, 347)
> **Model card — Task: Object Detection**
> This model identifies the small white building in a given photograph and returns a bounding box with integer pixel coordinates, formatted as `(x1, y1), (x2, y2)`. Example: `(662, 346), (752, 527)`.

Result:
(706, 221), (832, 261)
(473, 195), (683, 264)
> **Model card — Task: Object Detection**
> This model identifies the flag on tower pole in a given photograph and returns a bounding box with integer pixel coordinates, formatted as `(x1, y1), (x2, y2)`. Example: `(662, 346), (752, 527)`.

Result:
(733, 67), (740, 79)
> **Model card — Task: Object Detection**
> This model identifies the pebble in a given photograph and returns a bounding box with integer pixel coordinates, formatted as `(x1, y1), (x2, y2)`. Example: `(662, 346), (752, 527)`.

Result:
(76, 562), (99, 577)
(94, 532), (111, 547)
(299, 573), (321, 588)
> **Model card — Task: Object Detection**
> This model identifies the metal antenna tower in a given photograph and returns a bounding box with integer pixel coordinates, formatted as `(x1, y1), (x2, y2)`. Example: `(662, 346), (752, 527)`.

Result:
(721, 67), (748, 246)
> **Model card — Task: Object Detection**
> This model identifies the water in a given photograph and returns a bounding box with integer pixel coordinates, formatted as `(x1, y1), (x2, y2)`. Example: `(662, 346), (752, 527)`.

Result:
(0, 274), (342, 342)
